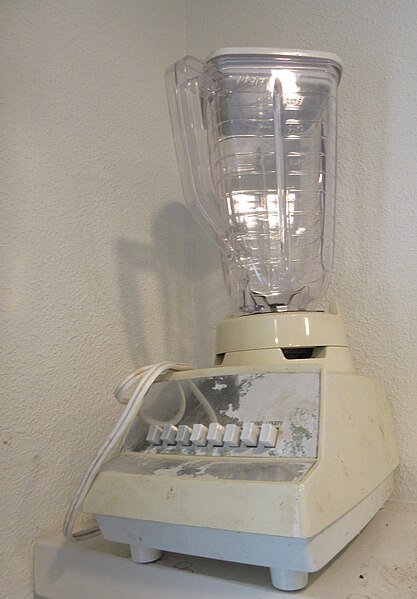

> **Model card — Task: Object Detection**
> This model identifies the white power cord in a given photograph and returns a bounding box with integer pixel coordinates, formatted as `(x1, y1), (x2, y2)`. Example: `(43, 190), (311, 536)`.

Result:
(116, 378), (188, 427)
(187, 380), (218, 423)
(115, 376), (218, 426)
(63, 361), (192, 540)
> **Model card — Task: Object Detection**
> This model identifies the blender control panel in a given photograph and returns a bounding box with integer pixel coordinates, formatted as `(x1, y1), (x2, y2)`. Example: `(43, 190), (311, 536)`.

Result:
(124, 372), (320, 460)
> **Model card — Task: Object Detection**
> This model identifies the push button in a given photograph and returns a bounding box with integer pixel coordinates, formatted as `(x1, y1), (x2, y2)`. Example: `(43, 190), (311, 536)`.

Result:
(207, 423), (224, 446)
(160, 424), (178, 445)
(146, 424), (163, 445)
(223, 424), (241, 447)
(241, 422), (260, 447)
(259, 423), (278, 448)
(175, 425), (192, 446)
(190, 424), (208, 446)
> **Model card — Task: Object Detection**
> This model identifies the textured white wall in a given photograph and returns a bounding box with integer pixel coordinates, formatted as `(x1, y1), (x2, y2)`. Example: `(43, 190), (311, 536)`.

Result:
(2, 2), (416, 597)
(186, 0), (417, 501)
(0, 2), (188, 598)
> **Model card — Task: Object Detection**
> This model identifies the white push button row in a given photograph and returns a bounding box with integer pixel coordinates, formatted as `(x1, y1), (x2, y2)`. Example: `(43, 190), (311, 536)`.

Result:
(259, 423), (278, 448)
(175, 425), (192, 446)
(223, 424), (241, 447)
(146, 424), (163, 445)
(207, 423), (224, 446)
(190, 424), (208, 446)
(241, 422), (260, 447)
(160, 424), (178, 445)
(147, 421), (278, 449)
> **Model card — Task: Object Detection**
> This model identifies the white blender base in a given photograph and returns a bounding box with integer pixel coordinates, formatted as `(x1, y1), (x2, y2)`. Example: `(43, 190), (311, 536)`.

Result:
(96, 475), (392, 591)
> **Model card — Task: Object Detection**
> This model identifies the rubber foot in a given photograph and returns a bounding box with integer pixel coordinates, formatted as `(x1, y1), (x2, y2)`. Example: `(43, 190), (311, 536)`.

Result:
(130, 544), (162, 564)
(270, 568), (309, 591)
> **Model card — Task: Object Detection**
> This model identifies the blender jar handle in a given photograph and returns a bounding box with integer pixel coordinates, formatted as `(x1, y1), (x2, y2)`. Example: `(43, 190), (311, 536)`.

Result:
(165, 56), (225, 239)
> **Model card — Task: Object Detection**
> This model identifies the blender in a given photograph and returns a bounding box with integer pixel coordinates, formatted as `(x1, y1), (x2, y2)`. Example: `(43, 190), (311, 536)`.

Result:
(80, 49), (398, 591)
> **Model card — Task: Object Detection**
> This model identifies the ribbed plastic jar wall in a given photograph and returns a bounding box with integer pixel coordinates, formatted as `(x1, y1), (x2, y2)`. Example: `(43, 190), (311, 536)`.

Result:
(206, 52), (341, 313)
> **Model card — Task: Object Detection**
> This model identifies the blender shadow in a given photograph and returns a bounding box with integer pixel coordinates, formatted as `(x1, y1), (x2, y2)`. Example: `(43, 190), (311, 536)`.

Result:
(114, 201), (220, 366)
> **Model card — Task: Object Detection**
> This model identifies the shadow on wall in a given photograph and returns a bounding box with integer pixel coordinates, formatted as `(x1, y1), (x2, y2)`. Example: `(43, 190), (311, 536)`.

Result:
(115, 201), (221, 367)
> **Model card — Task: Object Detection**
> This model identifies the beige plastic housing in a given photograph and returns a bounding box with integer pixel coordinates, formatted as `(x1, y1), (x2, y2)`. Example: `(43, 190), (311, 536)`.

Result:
(215, 302), (354, 372)
(83, 307), (398, 540)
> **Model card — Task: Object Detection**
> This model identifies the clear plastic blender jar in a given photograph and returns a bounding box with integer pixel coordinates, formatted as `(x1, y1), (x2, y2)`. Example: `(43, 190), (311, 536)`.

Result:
(166, 48), (342, 313)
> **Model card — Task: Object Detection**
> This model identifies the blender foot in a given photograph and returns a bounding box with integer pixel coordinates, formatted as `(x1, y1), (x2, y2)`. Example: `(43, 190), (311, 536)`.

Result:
(130, 544), (162, 563)
(270, 568), (309, 591)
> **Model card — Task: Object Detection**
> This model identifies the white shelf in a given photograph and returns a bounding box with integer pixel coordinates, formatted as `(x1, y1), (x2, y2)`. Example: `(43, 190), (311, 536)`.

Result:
(34, 500), (417, 599)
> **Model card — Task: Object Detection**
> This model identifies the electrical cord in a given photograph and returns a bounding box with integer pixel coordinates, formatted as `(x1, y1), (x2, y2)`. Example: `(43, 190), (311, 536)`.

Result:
(63, 361), (192, 541)
(115, 374), (217, 424)
(116, 378), (188, 426)
(187, 380), (218, 423)
(139, 382), (187, 426)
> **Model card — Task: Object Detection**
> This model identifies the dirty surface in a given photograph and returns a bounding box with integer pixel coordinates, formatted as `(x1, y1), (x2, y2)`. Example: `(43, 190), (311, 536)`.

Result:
(124, 372), (320, 460)
(103, 452), (314, 482)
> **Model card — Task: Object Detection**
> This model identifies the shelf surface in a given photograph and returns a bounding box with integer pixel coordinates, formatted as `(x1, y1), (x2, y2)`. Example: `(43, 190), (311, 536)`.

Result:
(34, 500), (417, 599)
